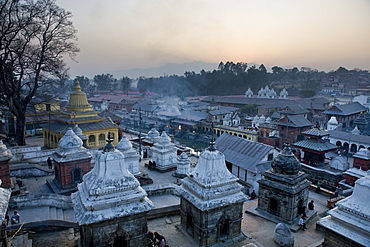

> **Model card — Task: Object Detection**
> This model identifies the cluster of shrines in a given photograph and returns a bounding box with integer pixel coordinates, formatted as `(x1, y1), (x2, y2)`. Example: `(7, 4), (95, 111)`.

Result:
(0, 81), (369, 246)
(1, 125), (369, 246)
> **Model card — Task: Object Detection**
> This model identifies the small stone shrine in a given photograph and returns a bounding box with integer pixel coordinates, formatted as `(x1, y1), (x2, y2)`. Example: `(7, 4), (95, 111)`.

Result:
(257, 144), (311, 224)
(317, 171), (370, 247)
(0, 140), (12, 188)
(52, 128), (92, 191)
(151, 131), (177, 171)
(141, 128), (160, 158)
(174, 152), (191, 178)
(117, 133), (140, 175)
(71, 134), (154, 247)
(179, 139), (248, 246)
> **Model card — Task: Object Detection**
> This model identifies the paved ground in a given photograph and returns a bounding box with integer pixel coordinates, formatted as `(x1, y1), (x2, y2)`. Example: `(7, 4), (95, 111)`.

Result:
(10, 136), (329, 246)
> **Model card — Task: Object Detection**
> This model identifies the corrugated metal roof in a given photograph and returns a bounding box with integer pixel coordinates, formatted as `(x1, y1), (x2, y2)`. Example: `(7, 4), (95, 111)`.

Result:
(328, 130), (370, 144)
(215, 133), (274, 172)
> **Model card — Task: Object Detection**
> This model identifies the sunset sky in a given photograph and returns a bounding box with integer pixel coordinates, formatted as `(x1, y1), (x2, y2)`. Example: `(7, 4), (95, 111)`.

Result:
(58, 0), (370, 78)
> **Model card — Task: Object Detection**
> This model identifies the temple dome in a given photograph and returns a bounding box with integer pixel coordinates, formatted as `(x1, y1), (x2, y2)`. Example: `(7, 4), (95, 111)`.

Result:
(117, 134), (133, 151)
(66, 80), (92, 111)
(157, 131), (171, 145)
(147, 128), (160, 141)
(271, 144), (301, 175)
(58, 128), (83, 149)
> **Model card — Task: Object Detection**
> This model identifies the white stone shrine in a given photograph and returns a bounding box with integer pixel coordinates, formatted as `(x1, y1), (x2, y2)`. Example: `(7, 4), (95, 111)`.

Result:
(174, 152), (190, 178)
(116, 134), (140, 175)
(71, 136), (154, 246)
(179, 140), (248, 246)
(317, 171), (370, 246)
(151, 131), (177, 171)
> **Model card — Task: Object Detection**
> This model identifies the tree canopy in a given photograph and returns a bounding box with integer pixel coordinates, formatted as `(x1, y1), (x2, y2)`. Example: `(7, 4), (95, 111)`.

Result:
(0, 0), (79, 145)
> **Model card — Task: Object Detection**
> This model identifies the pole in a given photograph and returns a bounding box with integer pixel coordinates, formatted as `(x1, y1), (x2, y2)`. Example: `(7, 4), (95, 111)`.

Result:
(138, 108), (142, 161)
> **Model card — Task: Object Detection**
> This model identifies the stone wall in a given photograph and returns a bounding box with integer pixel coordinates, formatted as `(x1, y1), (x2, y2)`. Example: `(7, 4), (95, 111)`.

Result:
(301, 164), (344, 191)
(80, 213), (148, 247)
(318, 227), (365, 247)
(180, 198), (244, 246)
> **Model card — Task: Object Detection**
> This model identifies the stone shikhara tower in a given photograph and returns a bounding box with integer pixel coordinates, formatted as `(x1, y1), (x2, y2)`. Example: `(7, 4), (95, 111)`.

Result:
(151, 131), (177, 171)
(179, 140), (248, 246)
(257, 144), (311, 224)
(71, 134), (154, 247)
(116, 133), (140, 175)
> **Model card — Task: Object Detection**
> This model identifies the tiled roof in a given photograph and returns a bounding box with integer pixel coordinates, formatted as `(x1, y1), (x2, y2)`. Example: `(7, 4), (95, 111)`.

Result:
(178, 110), (208, 122)
(209, 106), (239, 115)
(293, 139), (337, 152)
(323, 102), (367, 116)
(43, 118), (118, 133)
(276, 115), (313, 127)
(215, 133), (274, 172)
(303, 128), (330, 137)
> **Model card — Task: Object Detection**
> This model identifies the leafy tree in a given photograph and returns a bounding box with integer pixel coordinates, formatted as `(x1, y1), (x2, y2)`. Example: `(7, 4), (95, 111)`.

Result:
(240, 104), (259, 115)
(0, 0), (79, 145)
(119, 76), (131, 95)
(93, 74), (115, 91)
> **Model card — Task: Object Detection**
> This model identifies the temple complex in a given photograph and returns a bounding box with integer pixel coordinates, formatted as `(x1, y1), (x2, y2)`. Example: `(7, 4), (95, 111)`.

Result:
(43, 80), (119, 149)
(317, 171), (370, 246)
(179, 140), (248, 246)
(257, 144), (311, 224)
(51, 128), (92, 192)
(71, 135), (154, 247)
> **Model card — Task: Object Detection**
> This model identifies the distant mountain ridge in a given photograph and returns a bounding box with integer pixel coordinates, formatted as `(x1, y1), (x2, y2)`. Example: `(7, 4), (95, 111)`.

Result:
(108, 61), (219, 78)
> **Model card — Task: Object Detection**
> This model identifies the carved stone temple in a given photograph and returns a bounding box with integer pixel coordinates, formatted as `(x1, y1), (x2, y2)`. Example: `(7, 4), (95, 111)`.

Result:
(179, 140), (248, 246)
(257, 144), (311, 224)
(151, 131), (177, 171)
(71, 136), (154, 247)
(317, 171), (370, 247)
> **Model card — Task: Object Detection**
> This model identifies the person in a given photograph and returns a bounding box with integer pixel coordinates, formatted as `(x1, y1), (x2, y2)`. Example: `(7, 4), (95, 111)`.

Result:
(47, 157), (52, 169)
(5, 212), (9, 225)
(154, 232), (166, 247)
(10, 211), (20, 225)
(250, 190), (256, 200)
(298, 216), (307, 231)
(147, 231), (155, 247)
(315, 181), (322, 193)
(308, 200), (315, 210)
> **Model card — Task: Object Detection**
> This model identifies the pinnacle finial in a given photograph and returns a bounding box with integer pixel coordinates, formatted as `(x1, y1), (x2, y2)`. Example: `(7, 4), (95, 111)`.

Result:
(103, 132), (115, 152)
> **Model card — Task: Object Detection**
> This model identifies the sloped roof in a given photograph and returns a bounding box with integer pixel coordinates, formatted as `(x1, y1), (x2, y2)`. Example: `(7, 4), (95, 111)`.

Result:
(209, 106), (239, 116)
(323, 102), (367, 116)
(328, 130), (370, 145)
(276, 115), (313, 127)
(132, 103), (158, 112)
(98, 111), (120, 122)
(303, 128), (330, 137)
(178, 110), (208, 122)
(88, 95), (132, 104)
(44, 118), (118, 133)
(215, 133), (274, 172)
(279, 105), (309, 115)
(293, 139), (337, 152)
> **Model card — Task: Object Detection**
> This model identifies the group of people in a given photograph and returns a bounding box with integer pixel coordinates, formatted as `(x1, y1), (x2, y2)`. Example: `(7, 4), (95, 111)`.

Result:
(5, 211), (20, 225)
(147, 231), (168, 247)
(147, 160), (157, 170)
(298, 200), (315, 231)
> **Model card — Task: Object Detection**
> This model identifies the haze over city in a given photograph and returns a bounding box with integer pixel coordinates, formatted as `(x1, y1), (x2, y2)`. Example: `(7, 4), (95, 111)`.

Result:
(57, 0), (370, 78)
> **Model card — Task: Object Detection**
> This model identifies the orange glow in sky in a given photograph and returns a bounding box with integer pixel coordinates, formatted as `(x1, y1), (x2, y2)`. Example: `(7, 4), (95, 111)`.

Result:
(57, 0), (370, 77)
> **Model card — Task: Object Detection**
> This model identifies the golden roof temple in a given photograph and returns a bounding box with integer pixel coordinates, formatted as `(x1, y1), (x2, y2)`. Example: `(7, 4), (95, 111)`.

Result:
(43, 80), (119, 149)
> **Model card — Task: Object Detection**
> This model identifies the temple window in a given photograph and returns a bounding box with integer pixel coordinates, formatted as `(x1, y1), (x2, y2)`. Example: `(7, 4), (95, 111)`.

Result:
(72, 167), (82, 183)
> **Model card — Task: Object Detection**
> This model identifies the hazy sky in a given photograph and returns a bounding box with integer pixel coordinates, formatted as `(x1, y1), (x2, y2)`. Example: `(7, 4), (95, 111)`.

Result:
(57, 0), (370, 78)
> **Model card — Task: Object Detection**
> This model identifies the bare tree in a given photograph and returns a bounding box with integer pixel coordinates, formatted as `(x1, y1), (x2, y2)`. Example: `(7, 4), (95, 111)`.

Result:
(0, 0), (79, 145)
